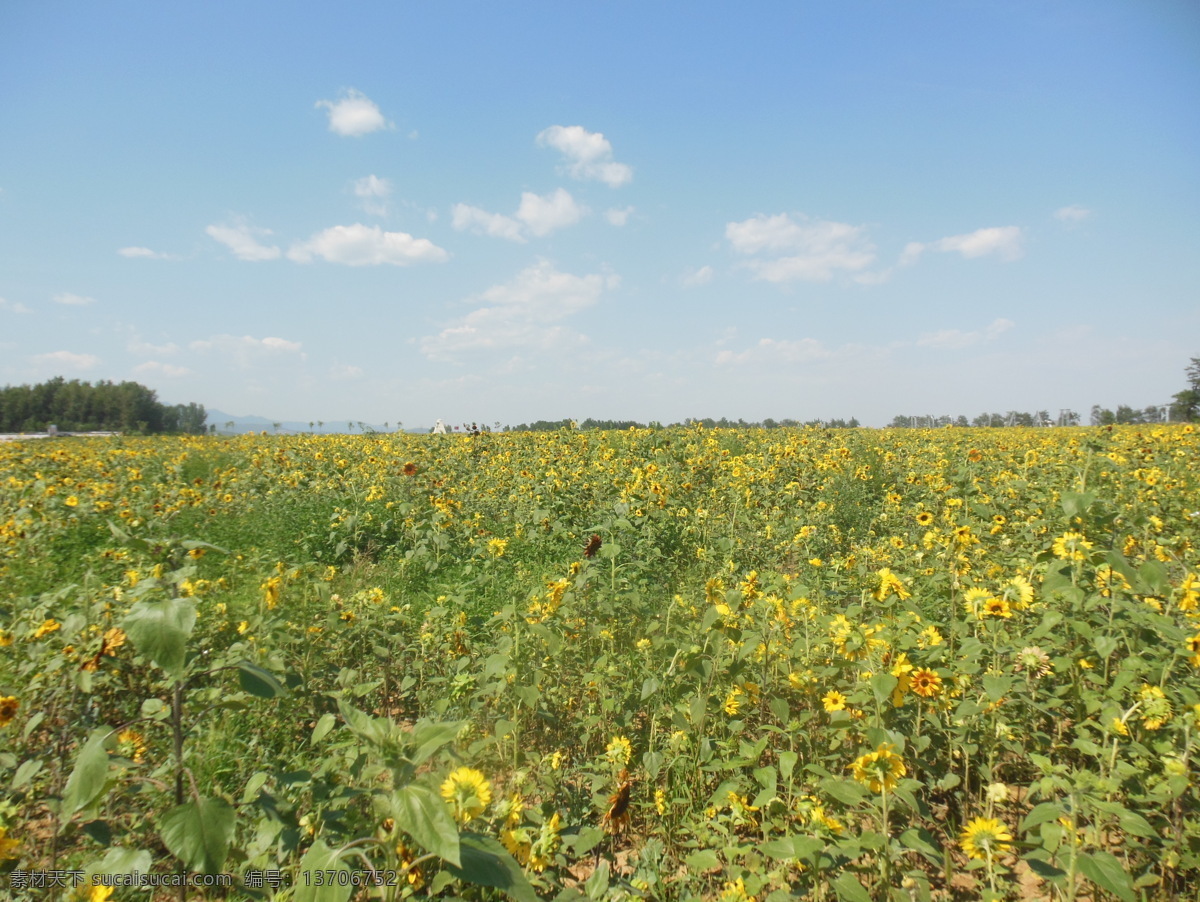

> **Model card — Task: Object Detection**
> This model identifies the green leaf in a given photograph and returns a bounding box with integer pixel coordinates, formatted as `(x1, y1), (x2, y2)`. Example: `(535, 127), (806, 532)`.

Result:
(410, 719), (464, 766)
(389, 784), (461, 867)
(832, 871), (873, 902)
(1117, 810), (1157, 839)
(1020, 802), (1064, 832)
(779, 750), (798, 782)
(1077, 851), (1135, 902)
(62, 728), (114, 819)
(295, 839), (353, 902)
(159, 797), (235, 874)
(685, 849), (722, 871)
(899, 828), (942, 864)
(869, 672), (898, 707)
(584, 859), (611, 900)
(1061, 491), (1096, 520)
(311, 713), (336, 744)
(759, 834), (825, 861)
(95, 846), (153, 876)
(237, 662), (288, 698)
(640, 677), (660, 700)
(820, 777), (868, 806)
(982, 673), (1012, 702)
(446, 832), (538, 902)
(123, 596), (196, 678)
(12, 757), (43, 790)
(1023, 856), (1067, 882)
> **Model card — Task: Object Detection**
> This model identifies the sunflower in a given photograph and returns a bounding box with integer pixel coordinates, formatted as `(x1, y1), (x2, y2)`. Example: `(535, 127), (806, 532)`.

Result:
(0, 825), (19, 861)
(959, 816), (1013, 860)
(402, 462), (418, 476)
(1052, 530), (1093, 561)
(440, 767), (493, 825)
(850, 743), (906, 793)
(910, 668), (943, 698)
(822, 690), (848, 712)
(916, 511), (934, 526)
(0, 696), (19, 727)
(605, 734), (633, 767)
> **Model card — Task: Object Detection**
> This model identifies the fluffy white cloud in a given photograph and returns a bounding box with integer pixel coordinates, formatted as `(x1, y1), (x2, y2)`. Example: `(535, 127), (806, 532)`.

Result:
(682, 265), (714, 287)
(0, 297), (31, 314)
(133, 360), (191, 378)
(452, 204), (526, 242)
(726, 213), (876, 283)
(206, 224), (281, 261)
(118, 246), (176, 260)
(452, 189), (585, 242)
(916, 317), (1015, 349)
(716, 337), (832, 366)
(516, 188), (585, 236)
(904, 226), (1024, 264)
(421, 260), (615, 360)
(1054, 204), (1092, 223)
(315, 89), (389, 137)
(287, 223), (448, 266)
(536, 125), (632, 187)
(353, 175), (392, 215)
(53, 292), (96, 306)
(935, 226), (1023, 260)
(605, 206), (634, 226)
(34, 350), (99, 369)
(188, 334), (303, 370)
(329, 363), (364, 380)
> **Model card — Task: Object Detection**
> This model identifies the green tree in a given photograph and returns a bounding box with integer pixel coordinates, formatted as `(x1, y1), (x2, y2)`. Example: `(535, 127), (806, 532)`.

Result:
(1170, 355), (1200, 421)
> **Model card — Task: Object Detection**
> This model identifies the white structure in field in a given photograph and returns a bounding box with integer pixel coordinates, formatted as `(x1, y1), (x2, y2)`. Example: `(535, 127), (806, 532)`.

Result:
(432, 419), (447, 434)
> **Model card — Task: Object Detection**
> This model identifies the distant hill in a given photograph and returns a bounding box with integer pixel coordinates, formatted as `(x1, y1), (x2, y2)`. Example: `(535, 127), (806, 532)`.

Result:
(205, 410), (426, 435)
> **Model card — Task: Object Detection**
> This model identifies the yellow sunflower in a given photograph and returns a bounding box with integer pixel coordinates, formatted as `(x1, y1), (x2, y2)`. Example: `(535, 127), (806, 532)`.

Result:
(959, 816), (1013, 860)
(440, 767), (493, 825)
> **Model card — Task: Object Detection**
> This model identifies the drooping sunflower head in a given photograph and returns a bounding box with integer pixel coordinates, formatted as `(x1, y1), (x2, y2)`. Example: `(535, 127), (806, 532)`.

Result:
(959, 816), (1013, 860)
(850, 743), (906, 793)
(440, 767), (493, 825)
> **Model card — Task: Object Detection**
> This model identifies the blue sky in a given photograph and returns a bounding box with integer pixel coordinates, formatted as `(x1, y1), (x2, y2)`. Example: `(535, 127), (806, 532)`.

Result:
(2, 1), (1198, 428)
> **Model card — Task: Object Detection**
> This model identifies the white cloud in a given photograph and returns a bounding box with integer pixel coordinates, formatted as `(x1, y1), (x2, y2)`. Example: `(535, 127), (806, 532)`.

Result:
(605, 206), (634, 226)
(353, 175), (392, 216)
(0, 297), (31, 314)
(726, 213), (876, 283)
(53, 292), (96, 306)
(682, 265), (714, 287)
(126, 334), (179, 356)
(1054, 205), (1092, 223)
(934, 226), (1023, 260)
(452, 188), (585, 242)
(716, 337), (832, 366)
(536, 125), (633, 187)
(287, 223), (449, 266)
(134, 360), (191, 378)
(421, 260), (614, 361)
(917, 317), (1016, 349)
(329, 363), (364, 380)
(189, 334), (304, 369)
(33, 350), (100, 370)
(315, 89), (389, 137)
(900, 227), (1024, 265)
(452, 204), (526, 242)
(206, 223), (281, 261)
(515, 188), (585, 236)
(118, 246), (176, 260)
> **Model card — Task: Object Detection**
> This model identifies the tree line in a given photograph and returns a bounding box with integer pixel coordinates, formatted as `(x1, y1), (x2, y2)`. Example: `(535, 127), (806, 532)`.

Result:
(0, 377), (207, 434)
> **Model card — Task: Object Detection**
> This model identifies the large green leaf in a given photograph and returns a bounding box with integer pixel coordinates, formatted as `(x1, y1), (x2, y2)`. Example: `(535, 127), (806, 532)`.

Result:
(832, 871), (873, 902)
(123, 596), (196, 678)
(159, 797), (235, 874)
(237, 662), (288, 698)
(389, 784), (461, 867)
(410, 719), (464, 766)
(446, 832), (537, 902)
(295, 839), (353, 902)
(62, 728), (114, 821)
(1077, 851), (1135, 902)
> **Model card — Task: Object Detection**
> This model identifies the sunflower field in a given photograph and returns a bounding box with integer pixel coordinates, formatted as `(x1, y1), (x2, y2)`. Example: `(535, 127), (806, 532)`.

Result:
(1, 424), (1198, 902)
